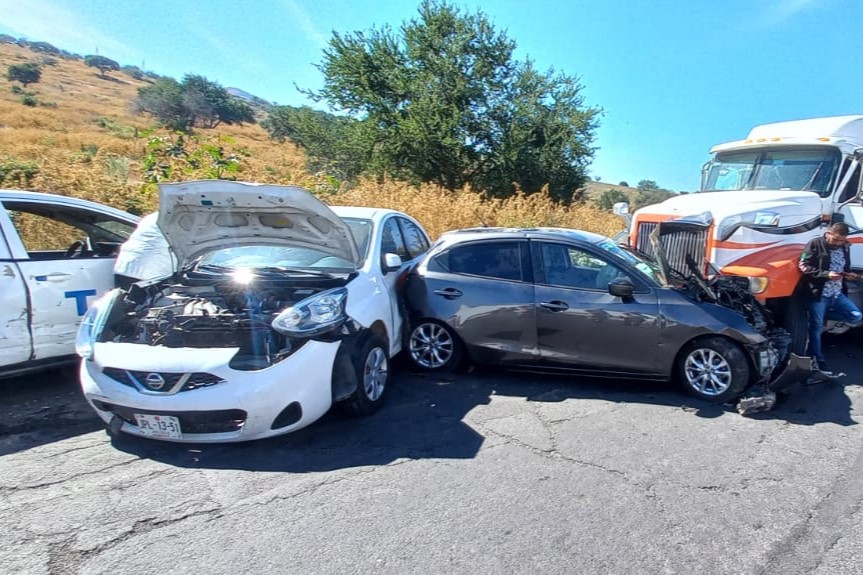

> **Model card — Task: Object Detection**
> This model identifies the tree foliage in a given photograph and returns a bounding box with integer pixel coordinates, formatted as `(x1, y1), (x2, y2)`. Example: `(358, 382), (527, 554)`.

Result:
(262, 105), (368, 180)
(84, 55), (120, 77)
(595, 189), (629, 211)
(636, 179), (660, 191)
(6, 62), (41, 86)
(297, 0), (600, 200)
(135, 75), (256, 131)
(633, 180), (674, 209)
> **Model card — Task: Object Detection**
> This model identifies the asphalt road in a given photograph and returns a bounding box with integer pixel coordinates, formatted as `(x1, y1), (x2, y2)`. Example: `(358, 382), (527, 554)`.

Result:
(3, 332), (863, 575)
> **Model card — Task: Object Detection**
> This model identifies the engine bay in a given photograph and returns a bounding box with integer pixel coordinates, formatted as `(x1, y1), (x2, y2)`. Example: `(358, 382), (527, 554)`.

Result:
(99, 272), (350, 370)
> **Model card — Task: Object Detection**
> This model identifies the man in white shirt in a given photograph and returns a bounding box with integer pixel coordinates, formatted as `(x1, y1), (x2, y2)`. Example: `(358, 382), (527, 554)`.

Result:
(113, 212), (175, 288)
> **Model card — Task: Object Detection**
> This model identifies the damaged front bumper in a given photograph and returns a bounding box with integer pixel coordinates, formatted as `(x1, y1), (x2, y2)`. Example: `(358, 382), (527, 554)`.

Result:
(736, 354), (821, 415)
(80, 339), (341, 442)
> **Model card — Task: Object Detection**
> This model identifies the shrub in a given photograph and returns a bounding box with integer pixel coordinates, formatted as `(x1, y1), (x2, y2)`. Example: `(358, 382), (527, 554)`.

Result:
(0, 158), (40, 186)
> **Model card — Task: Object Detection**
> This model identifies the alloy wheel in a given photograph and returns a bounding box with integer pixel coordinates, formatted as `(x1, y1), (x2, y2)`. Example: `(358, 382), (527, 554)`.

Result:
(683, 347), (733, 397)
(363, 346), (388, 401)
(409, 323), (455, 369)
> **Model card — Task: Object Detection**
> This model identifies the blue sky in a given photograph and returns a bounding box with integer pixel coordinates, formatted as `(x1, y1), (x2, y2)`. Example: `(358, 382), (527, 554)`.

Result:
(0, 0), (858, 192)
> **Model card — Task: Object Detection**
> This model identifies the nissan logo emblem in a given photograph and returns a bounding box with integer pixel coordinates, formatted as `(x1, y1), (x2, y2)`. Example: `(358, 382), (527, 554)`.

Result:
(144, 373), (166, 391)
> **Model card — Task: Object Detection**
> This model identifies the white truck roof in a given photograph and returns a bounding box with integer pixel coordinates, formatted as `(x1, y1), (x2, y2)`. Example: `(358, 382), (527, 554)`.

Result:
(711, 115), (863, 154)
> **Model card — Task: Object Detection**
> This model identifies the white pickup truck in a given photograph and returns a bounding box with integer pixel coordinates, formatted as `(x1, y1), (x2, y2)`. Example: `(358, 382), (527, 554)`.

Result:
(0, 190), (138, 378)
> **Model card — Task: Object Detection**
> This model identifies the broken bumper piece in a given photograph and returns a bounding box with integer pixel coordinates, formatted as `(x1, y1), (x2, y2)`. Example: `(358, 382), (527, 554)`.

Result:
(736, 354), (817, 416)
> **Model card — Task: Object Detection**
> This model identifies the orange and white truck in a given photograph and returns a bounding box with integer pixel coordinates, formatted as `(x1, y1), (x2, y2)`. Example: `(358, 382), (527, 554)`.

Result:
(626, 115), (863, 351)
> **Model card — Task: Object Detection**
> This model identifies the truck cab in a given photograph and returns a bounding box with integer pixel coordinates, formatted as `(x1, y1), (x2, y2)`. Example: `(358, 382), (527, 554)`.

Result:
(0, 190), (138, 378)
(627, 115), (863, 351)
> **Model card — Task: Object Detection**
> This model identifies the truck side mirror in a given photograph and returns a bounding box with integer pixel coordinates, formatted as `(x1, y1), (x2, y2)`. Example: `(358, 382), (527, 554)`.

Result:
(612, 202), (629, 216)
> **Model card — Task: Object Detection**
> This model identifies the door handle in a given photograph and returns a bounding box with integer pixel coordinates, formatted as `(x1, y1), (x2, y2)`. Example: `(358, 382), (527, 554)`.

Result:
(433, 287), (463, 299)
(539, 300), (569, 312)
(33, 272), (72, 283)
(3, 265), (15, 278)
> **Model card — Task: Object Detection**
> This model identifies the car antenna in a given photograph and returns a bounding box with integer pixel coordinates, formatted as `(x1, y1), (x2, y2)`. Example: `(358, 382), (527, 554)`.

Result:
(473, 209), (489, 227)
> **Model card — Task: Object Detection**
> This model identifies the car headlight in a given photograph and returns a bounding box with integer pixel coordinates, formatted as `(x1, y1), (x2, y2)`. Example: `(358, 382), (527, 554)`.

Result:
(272, 287), (348, 337)
(718, 211), (780, 241)
(75, 289), (121, 360)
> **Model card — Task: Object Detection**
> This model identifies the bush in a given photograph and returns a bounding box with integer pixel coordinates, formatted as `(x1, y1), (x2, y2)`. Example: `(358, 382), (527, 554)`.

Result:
(20, 94), (37, 107)
(7, 62), (41, 86)
(0, 158), (40, 186)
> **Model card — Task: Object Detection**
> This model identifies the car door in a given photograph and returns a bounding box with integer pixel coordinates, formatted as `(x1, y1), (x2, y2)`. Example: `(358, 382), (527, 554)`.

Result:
(377, 216), (431, 341)
(532, 241), (663, 376)
(0, 200), (135, 360)
(419, 239), (537, 364)
(0, 222), (31, 366)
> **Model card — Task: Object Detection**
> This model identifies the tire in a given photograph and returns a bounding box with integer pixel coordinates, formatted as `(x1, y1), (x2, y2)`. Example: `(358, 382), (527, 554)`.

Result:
(676, 337), (750, 402)
(341, 335), (389, 416)
(407, 320), (463, 372)
(783, 291), (809, 356)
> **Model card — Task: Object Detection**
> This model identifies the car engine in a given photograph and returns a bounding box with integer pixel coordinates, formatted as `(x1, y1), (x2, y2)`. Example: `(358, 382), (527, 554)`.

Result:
(100, 273), (348, 370)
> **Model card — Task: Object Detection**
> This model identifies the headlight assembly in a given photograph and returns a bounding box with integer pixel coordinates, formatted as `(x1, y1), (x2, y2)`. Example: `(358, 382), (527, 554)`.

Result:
(272, 287), (348, 337)
(718, 211), (780, 241)
(75, 289), (121, 360)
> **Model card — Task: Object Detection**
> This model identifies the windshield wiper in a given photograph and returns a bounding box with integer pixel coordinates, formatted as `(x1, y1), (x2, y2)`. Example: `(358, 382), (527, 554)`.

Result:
(254, 266), (340, 279)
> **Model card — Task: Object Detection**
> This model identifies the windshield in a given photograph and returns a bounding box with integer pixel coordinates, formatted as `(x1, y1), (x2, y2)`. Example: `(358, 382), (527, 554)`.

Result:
(596, 239), (667, 286)
(197, 217), (373, 271)
(702, 147), (840, 197)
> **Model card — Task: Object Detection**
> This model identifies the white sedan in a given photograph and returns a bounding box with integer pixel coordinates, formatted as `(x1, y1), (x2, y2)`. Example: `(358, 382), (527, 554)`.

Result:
(77, 180), (430, 442)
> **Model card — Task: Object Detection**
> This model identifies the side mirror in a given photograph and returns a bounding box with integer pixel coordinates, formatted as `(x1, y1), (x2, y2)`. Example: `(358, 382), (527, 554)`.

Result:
(612, 202), (629, 216)
(382, 252), (403, 273)
(608, 277), (635, 300)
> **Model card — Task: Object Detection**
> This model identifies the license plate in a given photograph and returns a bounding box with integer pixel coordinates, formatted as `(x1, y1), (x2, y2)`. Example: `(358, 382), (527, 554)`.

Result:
(134, 414), (182, 439)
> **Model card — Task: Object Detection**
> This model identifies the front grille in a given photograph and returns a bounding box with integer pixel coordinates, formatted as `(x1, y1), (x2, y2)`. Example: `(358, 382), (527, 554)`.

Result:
(102, 367), (224, 393)
(637, 222), (708, 276)
(92, 400), (246, 434)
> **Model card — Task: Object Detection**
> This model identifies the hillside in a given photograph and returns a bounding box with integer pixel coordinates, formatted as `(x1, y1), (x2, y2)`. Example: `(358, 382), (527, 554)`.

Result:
(0, 42), (624, 239)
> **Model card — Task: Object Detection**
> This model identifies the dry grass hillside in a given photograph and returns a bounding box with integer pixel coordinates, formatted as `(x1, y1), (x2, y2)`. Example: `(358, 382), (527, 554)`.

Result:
(0, 42), (624, 239)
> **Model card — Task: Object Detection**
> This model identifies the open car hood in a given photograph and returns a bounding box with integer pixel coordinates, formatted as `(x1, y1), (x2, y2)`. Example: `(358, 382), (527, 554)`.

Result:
(158, 181), (360, 269)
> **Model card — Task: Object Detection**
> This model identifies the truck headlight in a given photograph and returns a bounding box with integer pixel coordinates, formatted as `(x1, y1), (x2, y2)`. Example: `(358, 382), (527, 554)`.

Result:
(272, 287), (348, 337)
(75, 289), (121, 360)
(748, 277), (769, 294)
(718, 211), (780, 240)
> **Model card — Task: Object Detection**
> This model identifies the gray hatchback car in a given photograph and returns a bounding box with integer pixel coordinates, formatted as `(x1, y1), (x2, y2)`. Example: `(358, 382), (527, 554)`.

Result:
(403, 227), (794, 402)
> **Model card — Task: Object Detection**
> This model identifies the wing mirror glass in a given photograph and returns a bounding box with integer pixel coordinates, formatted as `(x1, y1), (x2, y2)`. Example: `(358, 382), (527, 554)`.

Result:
(382, 252), (403, 272)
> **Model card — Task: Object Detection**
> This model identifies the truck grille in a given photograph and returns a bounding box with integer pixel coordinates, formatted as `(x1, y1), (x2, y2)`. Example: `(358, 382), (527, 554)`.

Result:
(636, 222), (708, 276)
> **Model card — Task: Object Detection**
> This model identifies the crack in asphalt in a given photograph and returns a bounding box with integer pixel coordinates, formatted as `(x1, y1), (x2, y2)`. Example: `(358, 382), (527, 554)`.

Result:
(755, 435), (863, 575)
(0, 457), (141, 492)
(46, 505), (223, 574)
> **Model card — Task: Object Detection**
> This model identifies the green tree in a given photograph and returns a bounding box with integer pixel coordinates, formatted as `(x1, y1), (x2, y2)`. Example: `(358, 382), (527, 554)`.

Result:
(84, 55), (120, 78)
(637, 179), (660, 191)
(595, 189), (629, 211)
(304, 0), (600, 200)
(135, 75), (255, 131)
(136, 77), (187, 130)
(262, 105), (368, 180)
(634, 188), (674, 209)
(6, 62), (41, 87)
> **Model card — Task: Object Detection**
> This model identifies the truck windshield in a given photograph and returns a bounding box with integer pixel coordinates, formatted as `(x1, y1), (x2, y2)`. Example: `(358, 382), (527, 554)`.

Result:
(702, 147), (840, 197)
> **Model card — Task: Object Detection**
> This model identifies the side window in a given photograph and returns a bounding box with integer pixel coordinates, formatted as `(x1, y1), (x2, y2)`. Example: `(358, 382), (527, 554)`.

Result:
(381, 218), (409, 259)
(398, 218), (430, 259)
(8, 210), (86, 254)
(5, 203), (135, 260)
(442, 241), (522, 281)
(540, 243), (629, 290)
(837, 159), (861, 204)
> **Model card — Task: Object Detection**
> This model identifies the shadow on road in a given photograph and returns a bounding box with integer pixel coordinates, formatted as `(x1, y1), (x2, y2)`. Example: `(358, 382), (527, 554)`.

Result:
(109, 365), (858, 472)
(0, 366), (103, 456)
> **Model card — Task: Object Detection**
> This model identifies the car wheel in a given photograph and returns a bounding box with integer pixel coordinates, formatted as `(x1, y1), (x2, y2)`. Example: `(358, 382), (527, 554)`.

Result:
(408, 320), (463, 371)
(341, 335), (389, 416)
(677, 337), (750, 402)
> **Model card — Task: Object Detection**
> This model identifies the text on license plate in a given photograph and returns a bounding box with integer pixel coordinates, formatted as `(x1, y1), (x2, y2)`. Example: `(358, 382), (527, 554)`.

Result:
(134, 414), (182, 439)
